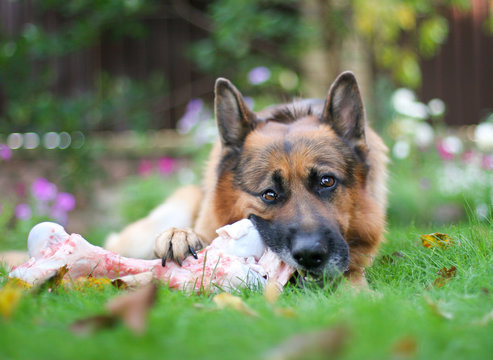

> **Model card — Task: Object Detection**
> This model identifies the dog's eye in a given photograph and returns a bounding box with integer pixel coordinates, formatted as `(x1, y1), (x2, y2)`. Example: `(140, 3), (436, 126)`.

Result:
(262, 189), (278, 202)
(320, 176), (336, 188)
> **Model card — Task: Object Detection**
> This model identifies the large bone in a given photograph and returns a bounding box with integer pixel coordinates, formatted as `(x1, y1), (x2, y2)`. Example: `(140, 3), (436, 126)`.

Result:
(9, 220), (295, 293)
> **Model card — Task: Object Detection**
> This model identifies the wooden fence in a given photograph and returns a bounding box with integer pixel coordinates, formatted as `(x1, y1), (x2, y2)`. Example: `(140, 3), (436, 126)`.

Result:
(420, 0), (493, 125)
(1, 0), (492, 128)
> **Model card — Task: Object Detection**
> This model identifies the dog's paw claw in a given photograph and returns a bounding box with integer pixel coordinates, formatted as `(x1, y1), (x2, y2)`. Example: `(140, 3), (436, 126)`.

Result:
(188, 245), (198, 259)
(154, 228), (203, 266)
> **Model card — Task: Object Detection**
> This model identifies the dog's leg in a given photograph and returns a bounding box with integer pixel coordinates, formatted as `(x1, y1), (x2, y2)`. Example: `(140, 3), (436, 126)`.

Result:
(104, 185), (203, 259)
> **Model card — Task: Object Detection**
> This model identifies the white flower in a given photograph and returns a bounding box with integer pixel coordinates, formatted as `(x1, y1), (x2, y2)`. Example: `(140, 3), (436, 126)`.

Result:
(413, 122), (434, 148)
(392, 88), (428, 119)
(428, 98), (446, 117)
(392, 140), (410, 159)
(474, 122), (493, 152)
(442, 136), (463, 155)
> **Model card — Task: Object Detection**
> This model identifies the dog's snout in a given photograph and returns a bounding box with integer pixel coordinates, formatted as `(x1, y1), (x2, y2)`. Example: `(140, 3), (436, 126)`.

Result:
(291, 237), (329, 269)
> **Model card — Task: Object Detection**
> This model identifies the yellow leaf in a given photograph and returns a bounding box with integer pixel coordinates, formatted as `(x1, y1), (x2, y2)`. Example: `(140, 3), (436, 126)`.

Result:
(421, 233), (454, 249)
(274, 307), (298, 318)
(0, 284), (23, 319)
(73, 277), (113, 291)
(5, 278), (32, 290)
(263, 280), (281, 305)
(392, 336), (418, 357)
(212, 293), (258, 317)
(433, 266), (457, 288)
(425, 296), (453, 320)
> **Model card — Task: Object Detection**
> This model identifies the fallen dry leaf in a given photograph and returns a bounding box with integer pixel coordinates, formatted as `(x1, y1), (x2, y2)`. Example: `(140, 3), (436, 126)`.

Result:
(70, 315), (117, 335)
(433, 266), (457, 288)
(425, 296), (453, 320)
(212, 292), (258, 317)
(392, 336), (418, 357)
(70, 283), (158, 335)
(379, 251), (404, 265)
(273, 307), (298, 318)
(265, 325), (349, 360)
(264, 280), (282, 305)
(0, 283), (23, 319)
(106, 283), (157, 334)
(421, 233), (454, 249)
(36, 266), (69, 293)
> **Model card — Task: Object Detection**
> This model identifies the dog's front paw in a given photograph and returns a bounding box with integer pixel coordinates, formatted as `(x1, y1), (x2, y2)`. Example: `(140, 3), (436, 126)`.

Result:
(154, 228), (204, 266)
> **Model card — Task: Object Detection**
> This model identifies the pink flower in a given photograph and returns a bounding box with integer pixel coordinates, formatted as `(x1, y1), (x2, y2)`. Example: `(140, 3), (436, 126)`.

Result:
(157, 157), (177, 176)
(138, 159), (154, 177)
(15, 203), (32, 220)
(482, 155), (493, 170)
(31, 178), (57, 202)
(436, 141), (454, 161)
(54, 192), (76, 212)
(461, 150), (476, 164)
(0, 144), (12, 161)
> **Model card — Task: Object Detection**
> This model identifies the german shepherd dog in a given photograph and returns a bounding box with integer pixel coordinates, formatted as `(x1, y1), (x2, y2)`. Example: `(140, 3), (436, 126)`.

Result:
(105, 71), (388, 288)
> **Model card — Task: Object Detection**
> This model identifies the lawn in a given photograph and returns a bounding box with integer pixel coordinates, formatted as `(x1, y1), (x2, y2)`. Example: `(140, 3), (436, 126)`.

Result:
(1, 221), (492, 360)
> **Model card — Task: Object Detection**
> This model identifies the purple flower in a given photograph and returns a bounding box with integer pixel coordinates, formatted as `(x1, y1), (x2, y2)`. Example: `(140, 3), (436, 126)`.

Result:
(157, 157), (177, 176)
(178, 99), (204, 134)
(186, 98), (203, 113)
(54, 192), (76, 212)
(15, 203), (32, 220)
(31, 178), (57, 202)
(0, 144), (12, 161)
(248, 66), (270, 85)
(138, 159), (154, 177)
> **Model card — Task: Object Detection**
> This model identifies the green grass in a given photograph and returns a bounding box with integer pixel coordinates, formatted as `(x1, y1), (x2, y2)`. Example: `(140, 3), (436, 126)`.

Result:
(1, 222), (492, 360)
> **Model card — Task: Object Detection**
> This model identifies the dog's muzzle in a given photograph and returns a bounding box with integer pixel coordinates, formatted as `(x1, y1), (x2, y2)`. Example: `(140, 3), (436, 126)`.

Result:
(290, 230), (349, 275)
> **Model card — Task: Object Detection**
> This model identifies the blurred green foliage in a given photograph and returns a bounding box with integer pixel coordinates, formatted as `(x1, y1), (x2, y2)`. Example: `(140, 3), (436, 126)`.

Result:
(0, 0), (163, 133)
(194, 0), (471, 90)
(190, 0), (311, 91)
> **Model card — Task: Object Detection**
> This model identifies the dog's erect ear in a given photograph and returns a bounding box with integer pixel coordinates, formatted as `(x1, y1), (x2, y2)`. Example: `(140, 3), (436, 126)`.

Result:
(322, 71), (368, 158)
(215, 78), (257, 150)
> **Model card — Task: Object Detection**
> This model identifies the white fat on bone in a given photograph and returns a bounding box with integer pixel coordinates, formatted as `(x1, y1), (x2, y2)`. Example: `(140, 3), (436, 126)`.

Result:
(9, 220), (294, 293)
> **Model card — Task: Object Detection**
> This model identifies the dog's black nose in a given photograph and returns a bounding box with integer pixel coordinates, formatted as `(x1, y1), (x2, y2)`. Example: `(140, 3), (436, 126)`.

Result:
(291, 240), (329, 269)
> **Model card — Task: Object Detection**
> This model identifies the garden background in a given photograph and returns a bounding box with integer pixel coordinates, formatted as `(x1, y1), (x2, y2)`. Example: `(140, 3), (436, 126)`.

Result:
(1, 1), (493, 359)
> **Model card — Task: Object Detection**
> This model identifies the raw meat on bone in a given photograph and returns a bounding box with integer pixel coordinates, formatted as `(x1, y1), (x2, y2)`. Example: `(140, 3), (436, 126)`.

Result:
(9, 220), (295, 292)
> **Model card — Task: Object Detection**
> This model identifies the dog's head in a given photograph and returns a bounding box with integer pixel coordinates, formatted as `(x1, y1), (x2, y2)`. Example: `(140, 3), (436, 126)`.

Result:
(213, 72), (369, 277)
